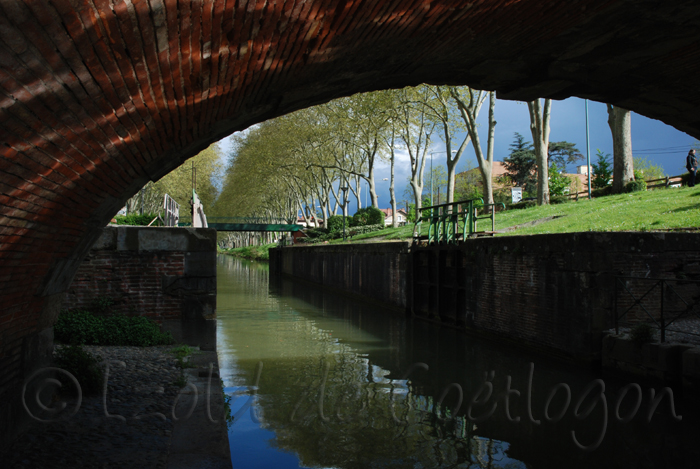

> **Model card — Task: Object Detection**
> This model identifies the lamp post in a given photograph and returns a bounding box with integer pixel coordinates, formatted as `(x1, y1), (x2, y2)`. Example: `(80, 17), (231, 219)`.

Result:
(340, 186), (348, 241)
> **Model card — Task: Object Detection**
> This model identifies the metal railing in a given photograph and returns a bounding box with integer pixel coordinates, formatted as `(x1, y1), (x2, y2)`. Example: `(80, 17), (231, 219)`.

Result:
(413, 199), (505, 245)
(614, 277), (700, 342)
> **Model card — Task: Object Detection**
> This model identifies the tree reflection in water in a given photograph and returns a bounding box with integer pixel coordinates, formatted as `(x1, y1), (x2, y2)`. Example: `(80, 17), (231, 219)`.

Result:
(217, 255), (699, 469)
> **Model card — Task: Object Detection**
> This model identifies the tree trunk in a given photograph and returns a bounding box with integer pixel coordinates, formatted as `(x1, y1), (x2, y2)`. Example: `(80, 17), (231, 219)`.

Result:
(607, 105), (634, 193)
(451, 88), (493, 205)
(390, 143), (398, 228)
(528, 99), (552, 205)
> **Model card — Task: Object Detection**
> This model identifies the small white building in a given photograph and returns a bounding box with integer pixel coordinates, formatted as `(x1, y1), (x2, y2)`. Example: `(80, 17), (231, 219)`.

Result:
(379, 208), (408, 226)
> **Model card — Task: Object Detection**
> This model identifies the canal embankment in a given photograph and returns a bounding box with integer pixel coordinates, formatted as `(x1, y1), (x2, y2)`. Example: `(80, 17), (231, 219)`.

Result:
(270, 232), (700, 384)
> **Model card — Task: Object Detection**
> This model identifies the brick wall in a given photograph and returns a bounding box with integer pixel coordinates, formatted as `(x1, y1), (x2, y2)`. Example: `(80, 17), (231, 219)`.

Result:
(61, 226), (218, 348)
(270, 242), (411, 312)
(64, 250), (186, 321)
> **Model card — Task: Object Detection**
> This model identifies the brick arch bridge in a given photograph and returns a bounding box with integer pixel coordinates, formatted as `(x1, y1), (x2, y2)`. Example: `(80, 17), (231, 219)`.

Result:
(1, 0), (700, 439)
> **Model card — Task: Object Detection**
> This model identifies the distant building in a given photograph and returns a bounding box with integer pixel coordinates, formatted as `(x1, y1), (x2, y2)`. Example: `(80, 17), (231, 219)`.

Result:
(379, 208), (408, 226)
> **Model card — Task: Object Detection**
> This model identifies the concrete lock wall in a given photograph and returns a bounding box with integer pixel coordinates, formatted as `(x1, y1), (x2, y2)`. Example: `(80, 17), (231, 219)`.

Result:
(62, 226), (218, 350)
(271, 232), (700, 363)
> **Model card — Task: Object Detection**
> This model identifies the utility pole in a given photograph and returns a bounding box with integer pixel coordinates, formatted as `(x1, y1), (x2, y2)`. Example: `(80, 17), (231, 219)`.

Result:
(585, 100), (592, 199)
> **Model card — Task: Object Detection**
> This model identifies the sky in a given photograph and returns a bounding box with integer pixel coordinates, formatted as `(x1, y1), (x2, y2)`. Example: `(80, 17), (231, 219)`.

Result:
(218, 96), (698, 214)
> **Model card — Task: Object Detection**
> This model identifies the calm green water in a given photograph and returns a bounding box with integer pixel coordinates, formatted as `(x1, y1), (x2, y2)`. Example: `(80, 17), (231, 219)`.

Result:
(216, 255), (699, 469)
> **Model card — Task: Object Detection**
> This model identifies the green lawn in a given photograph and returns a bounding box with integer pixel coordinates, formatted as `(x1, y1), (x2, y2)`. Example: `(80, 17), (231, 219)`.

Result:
(220, 243), (276, 260)
(229, 188), (700, 256)
(337, 186), (700, 242)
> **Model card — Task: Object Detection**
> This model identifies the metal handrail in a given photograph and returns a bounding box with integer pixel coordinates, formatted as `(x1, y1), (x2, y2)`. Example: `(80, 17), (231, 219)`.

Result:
(413, 199), (504, 245)
(614, 276), (700, 342)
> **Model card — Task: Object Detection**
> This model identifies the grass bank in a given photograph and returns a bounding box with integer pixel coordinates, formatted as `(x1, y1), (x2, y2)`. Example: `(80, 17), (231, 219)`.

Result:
(223, 187), (700, 255)
(334, 186), (700, 242)
(219, 243), (276, 261)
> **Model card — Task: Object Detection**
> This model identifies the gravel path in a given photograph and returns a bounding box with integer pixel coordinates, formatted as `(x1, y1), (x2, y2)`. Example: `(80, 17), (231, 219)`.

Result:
(1, 345), (187, 468)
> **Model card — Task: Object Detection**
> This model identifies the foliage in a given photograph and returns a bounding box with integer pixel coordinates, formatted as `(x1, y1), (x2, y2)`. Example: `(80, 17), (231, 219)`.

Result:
(347, 224), (385, 236)
(550, 195), (572, 205)
(630, 323), (656, 347)
(220, 243), (275, 261)
(502, 133), (537, 194)
(54, 344), (104, 395)
(548, 141), (584, 168)
(424, 164), (448, 204)
(625, 179), (647, 193)
(170, 344), (195, 385)
(55, 310), (174, 346)
(548, 163), (571, 196)
(591, 150), (613, 189)
(127, 144), (224, 216)
(351, 207), (385, 227)
(222, 379), (235, 426)
(508, 200), (537, 210)
(454, 164), (484, 201)
(633, 157), (665, 181)
(591, 185), (614, 198)
(113, 213), (160, 226)
(326, 215), (347, 234)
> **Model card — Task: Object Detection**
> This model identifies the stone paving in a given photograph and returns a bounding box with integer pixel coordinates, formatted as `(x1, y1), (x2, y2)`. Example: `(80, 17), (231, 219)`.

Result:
(1, 345), (186, 468)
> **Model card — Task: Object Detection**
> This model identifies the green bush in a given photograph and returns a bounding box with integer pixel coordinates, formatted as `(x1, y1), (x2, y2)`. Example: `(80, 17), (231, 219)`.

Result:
(625, 179), (647, 193)
(347, 224), (384, 236)
(113, 213), (160, 226)
(508, 200), (537, 210)
(630, 322), (656, 347)
(326, 215), (347, 234)
(351, 207), (385, 227)
(55, 310), (174, 346)
(54, 344), (104, 395)
(591, 186), (613, 198)
(551, 195), (572, 205)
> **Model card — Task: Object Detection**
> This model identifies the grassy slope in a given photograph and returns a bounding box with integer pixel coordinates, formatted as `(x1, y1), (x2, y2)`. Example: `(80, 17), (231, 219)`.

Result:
(344, 186), (700, 242)
(223, 188), (700, 256)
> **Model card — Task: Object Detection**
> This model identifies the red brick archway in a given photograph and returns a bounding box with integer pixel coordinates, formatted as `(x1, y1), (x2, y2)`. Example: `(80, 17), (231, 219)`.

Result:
(2, 0), (700, 438)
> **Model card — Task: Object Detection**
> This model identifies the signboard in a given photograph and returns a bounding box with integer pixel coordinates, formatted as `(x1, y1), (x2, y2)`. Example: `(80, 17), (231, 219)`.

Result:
(511, 187), (523, 203)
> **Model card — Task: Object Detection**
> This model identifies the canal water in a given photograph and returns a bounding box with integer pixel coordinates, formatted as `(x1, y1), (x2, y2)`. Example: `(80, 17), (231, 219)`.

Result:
(216, 255), (699, 469)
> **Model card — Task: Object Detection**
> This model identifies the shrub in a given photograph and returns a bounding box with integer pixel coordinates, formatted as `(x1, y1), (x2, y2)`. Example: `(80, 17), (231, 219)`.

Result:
(625, 179), (647, 193)
(551, 195), (572, 205)
(304, 228), (329, 238)
(54, 344), (104, 395)
(630, 322), (656, 347)
(351, 207), (385, 227)
(113, 213), (160, 226)
(508, 200), (537, 210)
(591, 186), (613, 198)
(591, 150), (613, 189)
(326, 215), (347, 234)
(347, 224), (384, 236)
(55, 310), (174, 346)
